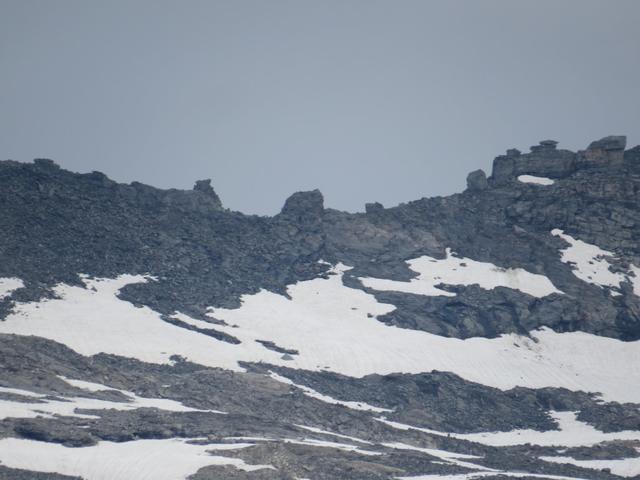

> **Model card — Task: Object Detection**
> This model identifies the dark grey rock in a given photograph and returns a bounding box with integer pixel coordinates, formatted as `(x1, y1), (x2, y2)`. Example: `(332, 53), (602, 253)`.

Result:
(279, 189), (324, 219)
(0, 466), (81, 480)
(365, 201), (385, 215)
(466, 169), (488, 192)
(578, 136), (627, 169)
(193, 179), (223, 208)
(588, 136), (627, 152)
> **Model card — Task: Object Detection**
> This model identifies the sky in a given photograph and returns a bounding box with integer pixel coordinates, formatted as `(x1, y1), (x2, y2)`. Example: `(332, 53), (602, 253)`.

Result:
(1, 0), (639, 215)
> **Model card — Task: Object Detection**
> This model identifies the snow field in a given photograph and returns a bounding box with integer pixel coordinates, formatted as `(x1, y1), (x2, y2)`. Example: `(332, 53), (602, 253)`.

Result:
(0, 438), (272, 480)
(1, 269), (639, 403)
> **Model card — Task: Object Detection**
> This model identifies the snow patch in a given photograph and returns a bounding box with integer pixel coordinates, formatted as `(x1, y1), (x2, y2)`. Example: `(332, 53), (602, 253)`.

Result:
(0, 386), (43, 398)
(270, 371), (393, 413)
(541, 452), (640, 477)
(382, 442), (492, 471)
(378, 411), (640, 447)
(518, 175), (555, 186)
(283, 438), (382, 456)
(0, 277), (23, 299)
(552, 229), (640, 295)
(630, 265), (640, 296)
(360, 249), (561, 298)
(0, 378), (222, 420)
(0, 438), (271, 480)
(295, 424), (374, 445)
(552, 229), (628, 289)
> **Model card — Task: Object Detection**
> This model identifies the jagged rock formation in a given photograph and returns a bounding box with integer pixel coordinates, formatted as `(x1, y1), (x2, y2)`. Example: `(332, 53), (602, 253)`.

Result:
(0, 136), (639, 480)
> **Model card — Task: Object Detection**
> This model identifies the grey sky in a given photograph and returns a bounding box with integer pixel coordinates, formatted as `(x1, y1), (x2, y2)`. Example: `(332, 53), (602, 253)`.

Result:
(1, 0), (639, 215)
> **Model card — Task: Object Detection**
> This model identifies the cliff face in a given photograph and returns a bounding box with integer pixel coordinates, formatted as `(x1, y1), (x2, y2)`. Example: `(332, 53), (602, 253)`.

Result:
(1, 136), (640, 480)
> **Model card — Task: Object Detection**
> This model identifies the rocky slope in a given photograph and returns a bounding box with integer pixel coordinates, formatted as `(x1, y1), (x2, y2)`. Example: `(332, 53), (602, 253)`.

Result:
(0, 136), (639, 480)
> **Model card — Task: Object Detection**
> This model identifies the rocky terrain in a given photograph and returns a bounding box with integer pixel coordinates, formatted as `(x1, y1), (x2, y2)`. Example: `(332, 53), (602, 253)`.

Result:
(0, 136), (639, 479)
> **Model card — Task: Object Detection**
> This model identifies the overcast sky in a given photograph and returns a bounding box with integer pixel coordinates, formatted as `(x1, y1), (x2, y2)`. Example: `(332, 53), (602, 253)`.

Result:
(1, 0), (639, 215)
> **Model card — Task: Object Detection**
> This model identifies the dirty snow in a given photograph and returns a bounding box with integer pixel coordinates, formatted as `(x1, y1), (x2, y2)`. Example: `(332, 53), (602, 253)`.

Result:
(360, 249), (562, 298)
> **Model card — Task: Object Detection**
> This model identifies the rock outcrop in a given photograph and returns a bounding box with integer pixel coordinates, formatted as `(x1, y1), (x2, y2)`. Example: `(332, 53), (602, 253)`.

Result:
(490, 136), (630, 185)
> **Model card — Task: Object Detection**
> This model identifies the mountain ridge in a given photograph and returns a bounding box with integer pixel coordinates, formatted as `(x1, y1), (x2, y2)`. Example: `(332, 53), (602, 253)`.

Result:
(1, 135), (640, 480)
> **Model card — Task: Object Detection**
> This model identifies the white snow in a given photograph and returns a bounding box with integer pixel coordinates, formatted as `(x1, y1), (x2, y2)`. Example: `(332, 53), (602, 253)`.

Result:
(0, 386), (43, 397)
(1, 270), (639, 403)
(360, 250), (562, 298)
(630, 265), (640, 295)
(0, 378), (221, 420)
(518, 175), (555, 186)
(59, 376), (115, 392)
(552, 229), (640, 295)
(295, 424), (374, 445)
(58, 375), (226, 413)
(377, 411), (640, 447)
(541, 452), (640, 477)
(0, 274), (283, 371)
(0, 277), (23, 299)
(227, 430), (382, 456)
(552, 229), (628, 289)
(0, 438), (272, 480)
(282, 438), (382, 455)
(270, 371), (393, 413)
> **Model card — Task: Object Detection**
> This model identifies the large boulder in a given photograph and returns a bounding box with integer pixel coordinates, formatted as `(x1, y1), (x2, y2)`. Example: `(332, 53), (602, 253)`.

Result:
(578, 135), (627, 169)
(279, 189), (324, 222)
(466, 169), (488, 192)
